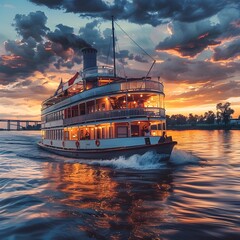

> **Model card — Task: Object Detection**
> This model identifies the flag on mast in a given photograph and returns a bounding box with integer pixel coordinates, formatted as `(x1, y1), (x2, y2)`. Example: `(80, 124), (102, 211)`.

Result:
(54, 78), (63, 96)
(68, 72), (79, 86)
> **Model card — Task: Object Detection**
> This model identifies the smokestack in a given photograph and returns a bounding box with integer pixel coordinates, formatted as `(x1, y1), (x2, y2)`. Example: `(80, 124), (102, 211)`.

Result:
(82, 47), (97, 70)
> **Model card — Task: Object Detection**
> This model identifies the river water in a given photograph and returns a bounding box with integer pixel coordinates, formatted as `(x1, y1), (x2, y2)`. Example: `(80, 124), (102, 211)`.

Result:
(0, 130), (239, 240)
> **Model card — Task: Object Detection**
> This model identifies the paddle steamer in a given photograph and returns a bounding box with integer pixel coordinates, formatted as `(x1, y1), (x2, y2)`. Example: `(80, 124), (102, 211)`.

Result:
(38, 19), (177, 160)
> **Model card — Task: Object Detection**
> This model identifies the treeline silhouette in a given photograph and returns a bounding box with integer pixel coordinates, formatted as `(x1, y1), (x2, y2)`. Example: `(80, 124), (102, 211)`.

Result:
(166, 102), (239, 130)
(22, 124), (41, 130)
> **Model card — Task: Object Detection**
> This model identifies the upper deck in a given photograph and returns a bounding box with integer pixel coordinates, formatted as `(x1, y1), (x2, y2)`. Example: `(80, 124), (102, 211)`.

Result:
(41, 78), (164, 115)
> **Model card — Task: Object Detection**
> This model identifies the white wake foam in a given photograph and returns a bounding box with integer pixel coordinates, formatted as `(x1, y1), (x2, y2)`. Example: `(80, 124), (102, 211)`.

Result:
(170, 149), (200, 165)
(66, 149), (201, 170)
(87, 151), (167, 170)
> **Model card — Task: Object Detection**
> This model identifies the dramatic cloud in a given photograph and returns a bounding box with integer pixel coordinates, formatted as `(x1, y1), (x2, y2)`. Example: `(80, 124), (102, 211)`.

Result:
(29, 0), (240, 26)
(46, 23), (91, 69)
(212, 38), (240, 61)
(0, 84), (52, 100)
(0, 38), (55, 85)
(77, 20), (145, 64)
(28, 1), (240, 62)
(167, 80), (240, 108)
(0, 11), (92, 85)
(1, 0), (240, 117)
(156, 19), (221, 57)
(13, 11), (49, 42)
(155, 56), (238, 84)
(156, 7), (240, 58)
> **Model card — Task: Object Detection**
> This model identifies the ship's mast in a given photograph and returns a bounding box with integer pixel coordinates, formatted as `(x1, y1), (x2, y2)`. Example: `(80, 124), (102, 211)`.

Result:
(112, 16), (116, 77)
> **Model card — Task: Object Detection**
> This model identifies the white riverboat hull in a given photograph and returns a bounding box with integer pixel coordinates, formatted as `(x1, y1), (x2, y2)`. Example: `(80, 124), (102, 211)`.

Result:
(37, 140), (177, 160)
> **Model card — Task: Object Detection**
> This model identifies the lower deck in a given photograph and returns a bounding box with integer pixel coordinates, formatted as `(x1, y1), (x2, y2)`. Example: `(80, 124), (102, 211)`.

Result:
(40, 120), (175, 159)
(41, 120), (166, 143)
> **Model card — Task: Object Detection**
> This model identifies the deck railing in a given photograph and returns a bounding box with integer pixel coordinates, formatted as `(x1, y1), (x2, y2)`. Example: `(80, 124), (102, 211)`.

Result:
(42, 79), (164, 113)
(82, 66), (114, 78)
(63, 107), (165, 126)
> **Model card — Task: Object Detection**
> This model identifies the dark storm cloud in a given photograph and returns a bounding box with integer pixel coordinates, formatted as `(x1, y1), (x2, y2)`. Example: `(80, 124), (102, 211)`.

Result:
(0, 38), (55, 85)
(156, 6), (240, 58)
(2, 1), (240, 87)
(0, 11), (92, 85)
(213, 38), (240, 61)
(29, 0), (64, 9)
(13, 11), (49, 42)
(0, 11), (55, 85)
(156, 19), (221, 57)
(30, 0), (109, 13)
(29, 0), (240, 26)
(28, 0), (240, 59)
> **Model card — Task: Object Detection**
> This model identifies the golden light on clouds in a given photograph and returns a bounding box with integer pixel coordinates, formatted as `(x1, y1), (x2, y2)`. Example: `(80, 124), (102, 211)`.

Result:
(0, 0), (240, 121)
(164, 81), (240, 118)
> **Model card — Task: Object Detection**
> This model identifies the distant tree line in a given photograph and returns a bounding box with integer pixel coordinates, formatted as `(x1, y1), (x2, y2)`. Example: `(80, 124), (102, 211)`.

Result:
(166, 102), (238, 129)
(22, 124), (41, 130)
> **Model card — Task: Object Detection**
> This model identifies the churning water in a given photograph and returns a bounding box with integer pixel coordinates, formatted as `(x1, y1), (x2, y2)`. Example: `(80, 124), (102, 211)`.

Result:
(0, 130), (239, 239)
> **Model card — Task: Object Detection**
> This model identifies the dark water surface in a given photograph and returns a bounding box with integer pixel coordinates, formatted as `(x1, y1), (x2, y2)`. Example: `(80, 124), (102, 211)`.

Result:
(0, 130), (239, 240)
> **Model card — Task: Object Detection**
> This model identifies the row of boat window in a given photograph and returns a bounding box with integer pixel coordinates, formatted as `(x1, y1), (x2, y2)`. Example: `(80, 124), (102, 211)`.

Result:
(43, 122), (166, 140)
(42, 93), (164, 123)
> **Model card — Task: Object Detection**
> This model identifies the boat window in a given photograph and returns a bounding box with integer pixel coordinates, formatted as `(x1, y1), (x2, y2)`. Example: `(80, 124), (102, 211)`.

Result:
(102, 128), (105, 139)
(109, 126), (113, 138)
(116, 126), (128, 138)
(86, 100), (95, 113)
(97, 128), (101, 139)
(131, 125), (139, 137)
(70, 128), (78, 140)
(79, 103), (85, 115)
(67, 108), (71, 118)
(72, 105), (79, 117)
(64, 130), (69, 140)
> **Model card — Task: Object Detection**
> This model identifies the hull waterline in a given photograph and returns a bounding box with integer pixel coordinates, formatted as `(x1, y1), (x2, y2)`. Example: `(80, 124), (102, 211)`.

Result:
(37, 141), (177, 160)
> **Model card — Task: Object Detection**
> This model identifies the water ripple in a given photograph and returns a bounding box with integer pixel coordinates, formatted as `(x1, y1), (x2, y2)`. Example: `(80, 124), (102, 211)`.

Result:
(0, 130), (239, 239)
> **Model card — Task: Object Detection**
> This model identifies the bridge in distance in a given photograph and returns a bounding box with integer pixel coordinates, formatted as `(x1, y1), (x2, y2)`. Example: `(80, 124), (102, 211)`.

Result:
(0, 119), (41, 131)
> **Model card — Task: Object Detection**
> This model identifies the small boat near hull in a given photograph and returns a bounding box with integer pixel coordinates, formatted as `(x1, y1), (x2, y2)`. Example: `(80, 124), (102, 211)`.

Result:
(37, 141), (177, 160)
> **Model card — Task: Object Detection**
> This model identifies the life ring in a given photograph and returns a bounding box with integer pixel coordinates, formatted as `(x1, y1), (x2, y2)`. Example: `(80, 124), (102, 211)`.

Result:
(75, 140), (80, 149)
(95, 139), (100, 147)
(62, 141), (65, 147)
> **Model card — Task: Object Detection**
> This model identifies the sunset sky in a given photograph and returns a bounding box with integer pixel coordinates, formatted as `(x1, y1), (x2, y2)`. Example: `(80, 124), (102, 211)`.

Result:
(0, 0), (240, 121)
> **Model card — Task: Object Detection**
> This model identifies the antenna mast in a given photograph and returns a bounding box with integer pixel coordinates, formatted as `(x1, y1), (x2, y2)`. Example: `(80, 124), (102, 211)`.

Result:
(112, 16), (116, 77)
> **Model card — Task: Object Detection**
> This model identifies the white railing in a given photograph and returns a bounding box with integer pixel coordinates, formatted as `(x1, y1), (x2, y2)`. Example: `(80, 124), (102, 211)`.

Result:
(63, 107), (165, 126)
(82, 66), (114, 78)
(42, 79), (164, 115)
